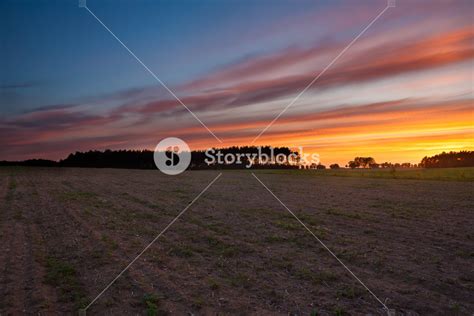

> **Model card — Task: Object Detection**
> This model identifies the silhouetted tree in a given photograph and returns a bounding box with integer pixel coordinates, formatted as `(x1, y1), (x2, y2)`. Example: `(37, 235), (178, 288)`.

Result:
(58, 146), (301, 170)
(420, 151), (474, 168)
(354, 157), (376, 168)
(329, 163), (340, 169)
(348, 160), (359, 169)
(0, 159), (58, 167)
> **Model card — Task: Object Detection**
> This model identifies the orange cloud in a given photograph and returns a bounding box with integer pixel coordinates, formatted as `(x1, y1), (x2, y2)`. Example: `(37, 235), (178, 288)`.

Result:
(2, 21), (473, 163)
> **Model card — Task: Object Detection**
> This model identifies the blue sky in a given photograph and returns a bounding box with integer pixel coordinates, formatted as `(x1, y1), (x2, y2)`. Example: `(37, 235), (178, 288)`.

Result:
(1, 0), (472, 162)
(1, 0), (335, 113)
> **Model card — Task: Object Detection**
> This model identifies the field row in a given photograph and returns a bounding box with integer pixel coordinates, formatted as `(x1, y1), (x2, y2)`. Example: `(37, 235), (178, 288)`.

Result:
(0, 167), (473, 315)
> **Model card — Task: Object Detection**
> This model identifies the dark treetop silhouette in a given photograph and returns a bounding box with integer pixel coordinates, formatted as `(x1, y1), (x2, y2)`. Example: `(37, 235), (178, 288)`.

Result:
(1, 150), (473, 170)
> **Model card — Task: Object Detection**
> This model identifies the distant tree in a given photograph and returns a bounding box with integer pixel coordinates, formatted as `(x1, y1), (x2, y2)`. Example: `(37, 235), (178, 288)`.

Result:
(348, 160), (359, 169)
(354, 157), (376, 168)
(329, 163), (340, 169)
(316, 164), (326, 169)
(0, 159), (58, 167)
(380, 162), (393, 168)
(420, 151), (474, 168)
(57, 146), (302, 170)
(369, 163), (379, 169)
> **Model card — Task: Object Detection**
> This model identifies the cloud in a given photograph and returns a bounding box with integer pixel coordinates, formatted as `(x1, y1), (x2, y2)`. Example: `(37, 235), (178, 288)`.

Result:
(20, 103), (78, 114)
(1, 3), (473, 161)
(111, 25), (473, 119)
(3, 107), (114, 130)
(0, 81), (38, 90)
(1, 96), (471, 161)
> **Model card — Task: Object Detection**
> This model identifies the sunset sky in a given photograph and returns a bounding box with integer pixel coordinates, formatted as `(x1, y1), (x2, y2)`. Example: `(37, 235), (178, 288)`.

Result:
(1, 0), (473, 165)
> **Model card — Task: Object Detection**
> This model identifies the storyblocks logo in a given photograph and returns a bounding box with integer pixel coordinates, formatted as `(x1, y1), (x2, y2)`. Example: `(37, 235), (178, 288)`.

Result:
(153, 138), (320, 174)
(204, 146), (320, 168)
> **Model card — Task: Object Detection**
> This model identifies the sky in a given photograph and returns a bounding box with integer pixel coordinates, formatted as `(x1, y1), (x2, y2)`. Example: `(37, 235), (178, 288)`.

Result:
(1, 0), (473, 165)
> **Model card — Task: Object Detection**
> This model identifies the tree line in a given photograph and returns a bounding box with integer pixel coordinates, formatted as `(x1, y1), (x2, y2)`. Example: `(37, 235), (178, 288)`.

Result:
(420, 151), (474, 168)
(0, 147), (300, 170)
(342, 151), (474, 169)
(345, 157), (416, 169)
(1, 149), (473, 170)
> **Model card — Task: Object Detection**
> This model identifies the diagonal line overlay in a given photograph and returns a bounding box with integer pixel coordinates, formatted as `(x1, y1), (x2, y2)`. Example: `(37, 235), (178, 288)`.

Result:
(82, 173), (222, 312)
(82, 5), (223, 143)
(252, 172), (390, 312)
(251, 4), (391, 144)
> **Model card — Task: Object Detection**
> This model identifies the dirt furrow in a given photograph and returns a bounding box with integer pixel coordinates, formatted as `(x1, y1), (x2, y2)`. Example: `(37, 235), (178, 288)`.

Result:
(0, 173), (32, 314)
(54, 179), (190, 314)
(26, 174), (158, 314)
(2, 167), (472, 315)
(7, 223), (32, 314)
(19, 173), (61, 313)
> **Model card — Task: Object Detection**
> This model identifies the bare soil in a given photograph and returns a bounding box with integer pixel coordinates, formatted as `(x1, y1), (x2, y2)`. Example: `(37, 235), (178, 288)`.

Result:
(0, 167), (472, 315)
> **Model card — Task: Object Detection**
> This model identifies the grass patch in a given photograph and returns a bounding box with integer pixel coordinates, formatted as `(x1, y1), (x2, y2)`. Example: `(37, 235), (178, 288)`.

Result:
(239, 207), (274, 217)
(168, 244), (194, 258)
(205, 236), (240, 257)
(336, 249), (360, 261)
(58, 191), (98, 202)
(450, 302), (461, 314)
(101, 234), (118, 251)
(273, 220), (299, 231)
(293, 212), (319, 226)
(264, 235), (288, 243)
(336, 285), (364, 299)
(294, 268), (338, 284)
(202, 223), (229, 235)
(45, 256), (86, 307)
(191, 296), (204, 309)
(226, 272), (252, 288)
(326, 208), (362, 219)
(456, 250), (474, 259)
(122, 193), (159, 209)
(207, 277), (220, 291)
(13, 210), (24, 220)
(142, 293), (162, 316)
(5, 177), (17, 201)
(256, 167), (474, 181)
(8, 178), (17, 190)
(134, 211), (162, 222)
(83, 208), (93, 216)
(332, 306), (347, 316)
(273, 257), (294, 272)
